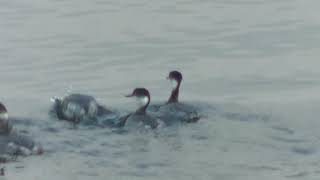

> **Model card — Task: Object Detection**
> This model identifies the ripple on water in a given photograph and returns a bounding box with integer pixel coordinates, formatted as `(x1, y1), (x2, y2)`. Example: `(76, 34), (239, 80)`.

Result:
(269, 136), (306, 144)
(271, 126), (295, 135)
(0, 0), (319, 179)
(286, 171), (309, 179)
(291, 147), (317, 156)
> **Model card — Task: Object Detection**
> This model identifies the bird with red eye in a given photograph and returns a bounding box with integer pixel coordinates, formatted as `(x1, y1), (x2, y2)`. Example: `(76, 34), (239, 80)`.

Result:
(148, 71), (203, 125)
(117, 88), (161, 130)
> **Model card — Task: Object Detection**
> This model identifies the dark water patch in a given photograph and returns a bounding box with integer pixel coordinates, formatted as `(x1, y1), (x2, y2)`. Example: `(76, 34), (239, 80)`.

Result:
(96, 160), (121, 168)
(232, 164), (281, 172)
(148, 162), (169, 168)
(286, 171), (309, 178)
(230, 139), (281, 151)
(16, 130), (30, 136)
(191, 134), (209, 141)
(42, 127), (60, 133)
(291, 147), (316, 156)
(39, 148), (57, 155)
(131, 161), (170, 170)
(10, 118), (34, 127)
(271, 126), (295, 135)
(118, 170), (158, 178)
(132, 161), (170, 170)
(79, 150), (101, 157)
(136, 147), (149, 153)
(100, 142), (111, 147)
(254, 165), (281, 171)
(111, 129), (129, 135)
(104, 141), (128, 149)
(62, 139), (89, 148)
(135, 163), (149, 170)
(112, 151), (127, 158)
(269, 136), (306, 143)
(78, 171), (99, 177)
(134, 162), (170, 170)
(92, 128), (114, 135)
(223, 112), (270, 122)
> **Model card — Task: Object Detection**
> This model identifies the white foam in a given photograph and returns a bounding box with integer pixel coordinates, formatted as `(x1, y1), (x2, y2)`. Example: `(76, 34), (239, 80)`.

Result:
(50, 96), (61, 103)
(88, 101), (98, 117)
(19, 146), (32, 156)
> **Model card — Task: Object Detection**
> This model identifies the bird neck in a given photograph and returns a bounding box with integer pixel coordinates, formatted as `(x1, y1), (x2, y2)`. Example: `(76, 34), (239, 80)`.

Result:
(168, 85), (180, 104)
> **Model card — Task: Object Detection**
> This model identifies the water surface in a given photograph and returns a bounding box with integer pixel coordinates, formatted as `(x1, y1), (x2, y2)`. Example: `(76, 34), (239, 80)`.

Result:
(1, 0), (320, 179)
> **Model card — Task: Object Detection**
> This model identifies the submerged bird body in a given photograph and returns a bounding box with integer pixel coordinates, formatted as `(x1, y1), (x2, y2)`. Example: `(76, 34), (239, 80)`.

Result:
(51, 94), (112, 124)
(154, 103), (201, 124)
(119, 88), (160, 130)
(123, 113), (159, 130)
(0, 132), (41, 156)
(0, 103), (42, 159)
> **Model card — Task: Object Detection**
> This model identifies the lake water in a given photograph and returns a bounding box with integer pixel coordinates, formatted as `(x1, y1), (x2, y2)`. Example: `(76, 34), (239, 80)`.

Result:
(1, 0), (320, 179)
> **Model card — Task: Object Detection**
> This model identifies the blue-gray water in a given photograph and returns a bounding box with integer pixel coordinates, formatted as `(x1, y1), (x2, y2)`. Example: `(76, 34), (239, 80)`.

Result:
(1, 0), (320, 179)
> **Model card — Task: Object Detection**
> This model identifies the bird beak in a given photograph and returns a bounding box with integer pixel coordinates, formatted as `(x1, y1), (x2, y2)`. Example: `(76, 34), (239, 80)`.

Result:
(166, 76), (170, 80)
(125, 93), (134, 98)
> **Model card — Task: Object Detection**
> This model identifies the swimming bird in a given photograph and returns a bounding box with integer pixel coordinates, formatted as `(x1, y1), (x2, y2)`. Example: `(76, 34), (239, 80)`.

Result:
(167, 70), (183, 104)
(118, 88), (160, 129)
(149, 71), (202, 124)
(51, 94), (113, 125)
